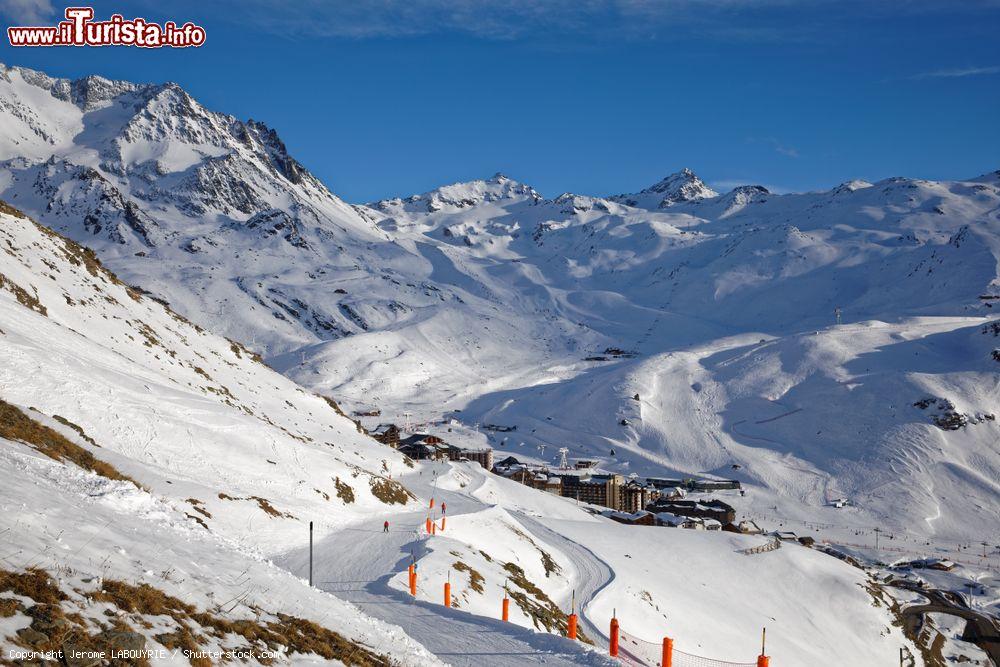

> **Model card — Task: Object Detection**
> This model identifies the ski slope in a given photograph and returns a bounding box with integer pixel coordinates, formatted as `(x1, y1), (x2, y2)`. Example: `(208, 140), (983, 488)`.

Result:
(276, 460), (915, 666)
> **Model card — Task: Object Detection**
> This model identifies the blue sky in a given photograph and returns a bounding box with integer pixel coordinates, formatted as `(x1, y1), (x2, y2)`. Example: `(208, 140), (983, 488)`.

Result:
(1, 0), (998, 202)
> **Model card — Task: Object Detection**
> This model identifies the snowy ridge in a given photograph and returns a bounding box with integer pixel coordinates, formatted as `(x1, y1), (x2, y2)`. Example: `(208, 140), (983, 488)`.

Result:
(369, 172), (543, 215)
(3, 63), (999, 548)
(608, 167), (719, 209)
(1, 65), (998, 549)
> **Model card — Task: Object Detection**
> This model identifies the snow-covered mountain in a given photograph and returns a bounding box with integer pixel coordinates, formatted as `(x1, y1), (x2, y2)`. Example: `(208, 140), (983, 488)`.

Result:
(3, 64), (999, 548)
(607, 167), (718, 209)
(2, 63), (998, 665)
(0, 201), (920, 666)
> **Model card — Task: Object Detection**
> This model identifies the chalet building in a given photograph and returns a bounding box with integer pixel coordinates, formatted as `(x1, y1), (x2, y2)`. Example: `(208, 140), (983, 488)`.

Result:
(926, 559), (956, 571)
(659, 486), (686, 501)
(495, 455), (522, 468)
(621, 480), (660, 513)
(542, 476), (563, 495)
(459, 448), (494, 470)
(647, 477), (741, 492)
(655, 512), (705, 529)
(604, 510), (656, 526)
(492, 458), (738, 521)
(396, 434), (492, 468)
(496, 465), (562, 493)
(561, 473), (625, 510)
(647, 498), (736, 524)
(722, 519), (763, 535)
(396, 440), (440, 461)
(370, 424), (400, 447)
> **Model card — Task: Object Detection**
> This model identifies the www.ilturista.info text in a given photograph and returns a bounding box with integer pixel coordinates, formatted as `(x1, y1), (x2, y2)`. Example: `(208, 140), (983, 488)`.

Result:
(7, 7), (206, 48)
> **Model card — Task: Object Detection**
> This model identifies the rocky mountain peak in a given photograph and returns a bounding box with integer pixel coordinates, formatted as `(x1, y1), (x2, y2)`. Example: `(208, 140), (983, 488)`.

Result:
(609, 168), (718, 209)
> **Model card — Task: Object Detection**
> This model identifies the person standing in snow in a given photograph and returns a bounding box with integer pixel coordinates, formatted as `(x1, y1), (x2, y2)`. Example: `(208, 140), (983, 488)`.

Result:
(383, 520), (389, 533)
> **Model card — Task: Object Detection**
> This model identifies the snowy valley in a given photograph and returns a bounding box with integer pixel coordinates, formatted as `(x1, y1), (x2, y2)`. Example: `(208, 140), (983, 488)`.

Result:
(1, 63), (999, 666)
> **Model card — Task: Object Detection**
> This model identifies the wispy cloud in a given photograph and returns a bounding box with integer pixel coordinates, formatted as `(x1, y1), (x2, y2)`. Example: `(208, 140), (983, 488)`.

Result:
(0, 0), (54, 24)
(213, 0), (1000, 42)
(747, 136), (800, 158)
(212, 0), (834, 41)
(909, 65), (1000, 79)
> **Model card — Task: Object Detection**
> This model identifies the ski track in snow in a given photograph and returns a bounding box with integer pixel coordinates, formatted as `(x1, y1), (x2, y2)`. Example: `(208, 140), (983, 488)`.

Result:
(277, 508), (613, 666)
(513, 513), (614, 642)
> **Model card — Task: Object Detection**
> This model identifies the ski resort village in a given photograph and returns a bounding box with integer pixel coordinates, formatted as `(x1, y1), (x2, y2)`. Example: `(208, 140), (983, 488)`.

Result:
(0, 53), (998, 667)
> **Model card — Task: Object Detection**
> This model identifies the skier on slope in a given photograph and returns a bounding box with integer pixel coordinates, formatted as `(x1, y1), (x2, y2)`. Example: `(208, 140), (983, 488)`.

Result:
(383, 520), (389, 533)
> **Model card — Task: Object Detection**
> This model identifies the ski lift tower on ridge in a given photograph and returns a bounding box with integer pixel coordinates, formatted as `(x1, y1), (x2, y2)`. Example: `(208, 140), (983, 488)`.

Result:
(558, 447), (569, 470)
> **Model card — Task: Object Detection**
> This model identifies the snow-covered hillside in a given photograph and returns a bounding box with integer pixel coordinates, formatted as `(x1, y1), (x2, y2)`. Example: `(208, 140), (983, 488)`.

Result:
(2, 63), (998, 549)
(0, 202), (922, 666)
(0, 202), (447, 664)
(2, 61), (998, 664)
(3, 62), (1000, 547)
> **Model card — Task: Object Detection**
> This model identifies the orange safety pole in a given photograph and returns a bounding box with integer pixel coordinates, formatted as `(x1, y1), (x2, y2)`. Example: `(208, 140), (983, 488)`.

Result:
(609, 617), (620, 657)
(431, 521), (436, 535)
(444, 581), (451, 607)
(662, 637), (673, 667)
(440, 515), (446, 531)
(757, 628), (771, 667)
(430, 497), (435, 509)
(567, 613), (578, 640)
(425, 517), (432, 534)
(410, 570), (417, 596)
(502, 596), (510, 621)
(757, 626), (768, 667)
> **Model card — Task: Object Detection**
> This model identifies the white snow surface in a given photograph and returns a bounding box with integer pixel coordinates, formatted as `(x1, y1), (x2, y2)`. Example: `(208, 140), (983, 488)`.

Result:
(1, 63), (999, 664)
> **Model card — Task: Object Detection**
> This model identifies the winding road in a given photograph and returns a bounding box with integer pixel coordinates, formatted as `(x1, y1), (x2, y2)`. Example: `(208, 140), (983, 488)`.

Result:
(890, 580), (1000, 664)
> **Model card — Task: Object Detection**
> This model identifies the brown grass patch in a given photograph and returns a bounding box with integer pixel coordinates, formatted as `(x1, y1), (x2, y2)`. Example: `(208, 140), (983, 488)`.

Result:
(0, 400), (138, 487)
(185, 498), (212, 518)
(0, 597), (20, 617)
(452, 562), (485, 594)
(335, 477), (356, 504)
(90, 578), (389, 666)
(0, 200), (27, 219)
(217, 492), (296, 519)
(52, 414), (99, 447)
(0, 272), (47, 316)
(503, 562), (591, 643)
(91, 580), (195, 617)
(0, 569), (151, 666)
(321, 395), (348, 418)
(369, 477), (413, 505)
(0, 568), (67, 605)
